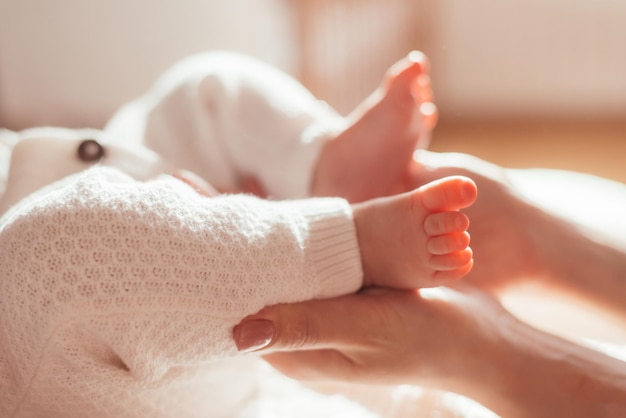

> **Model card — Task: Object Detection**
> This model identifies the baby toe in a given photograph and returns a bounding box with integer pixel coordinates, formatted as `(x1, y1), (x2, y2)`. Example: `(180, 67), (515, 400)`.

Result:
(432, 260), (474, 282)
(419, 176), (477, 212)
(427, 231), (470, 255)
(424, 211), (469, 236)
(429, 248), (473, 271)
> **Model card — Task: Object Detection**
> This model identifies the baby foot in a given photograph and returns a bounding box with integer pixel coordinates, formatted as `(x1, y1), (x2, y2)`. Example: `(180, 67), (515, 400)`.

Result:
(352, 175), (477, 289)
(312, 51), (438, 203)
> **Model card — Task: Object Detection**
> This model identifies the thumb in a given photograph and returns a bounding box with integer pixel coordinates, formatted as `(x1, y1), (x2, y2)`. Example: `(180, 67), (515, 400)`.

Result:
(233, 289), (421, 382)
(234, 293), (385, 381)
(233, 292), (380, 353)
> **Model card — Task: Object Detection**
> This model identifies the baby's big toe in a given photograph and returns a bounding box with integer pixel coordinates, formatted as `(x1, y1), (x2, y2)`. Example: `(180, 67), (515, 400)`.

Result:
(419, 176), (477, 212)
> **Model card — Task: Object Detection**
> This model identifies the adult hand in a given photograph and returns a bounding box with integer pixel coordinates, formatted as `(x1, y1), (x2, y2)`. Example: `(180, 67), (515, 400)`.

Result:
(234, 286), (512, 390)
(234, 286), (626, 418)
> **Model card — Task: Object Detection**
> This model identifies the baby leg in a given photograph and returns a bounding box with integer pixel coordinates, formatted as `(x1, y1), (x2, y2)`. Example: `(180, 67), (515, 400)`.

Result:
(106, 51), (347, 200)
(312, 51), (438, 203)
(352, 175), (477, 289)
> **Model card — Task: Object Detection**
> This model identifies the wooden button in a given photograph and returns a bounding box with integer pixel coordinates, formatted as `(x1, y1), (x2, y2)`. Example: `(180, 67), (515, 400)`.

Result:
(77, 139), (105, 162)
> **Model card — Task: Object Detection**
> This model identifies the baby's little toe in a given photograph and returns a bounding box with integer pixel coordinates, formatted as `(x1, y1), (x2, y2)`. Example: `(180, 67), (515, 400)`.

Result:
(429, 248), (473, 271)
(432, 260), (474, 283)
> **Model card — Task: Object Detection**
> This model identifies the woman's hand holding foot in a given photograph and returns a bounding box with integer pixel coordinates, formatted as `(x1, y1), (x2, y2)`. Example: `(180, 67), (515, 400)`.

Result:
(234, 286), (626, 418)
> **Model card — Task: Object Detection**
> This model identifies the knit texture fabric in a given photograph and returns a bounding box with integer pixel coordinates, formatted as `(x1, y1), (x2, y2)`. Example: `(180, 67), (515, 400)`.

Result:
(0, 167), (363, 417)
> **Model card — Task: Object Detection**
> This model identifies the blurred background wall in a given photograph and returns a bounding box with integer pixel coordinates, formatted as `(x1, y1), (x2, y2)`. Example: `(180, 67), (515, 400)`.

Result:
(0, 0), (297, 129)
(1, 0), (625, 181)
(432, 0), (626, 120)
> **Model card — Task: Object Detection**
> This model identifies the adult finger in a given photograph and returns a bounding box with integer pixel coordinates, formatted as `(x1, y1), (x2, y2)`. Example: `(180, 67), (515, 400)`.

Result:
(263, 348), (360, 381)
(171, 169), (219, 197)
(239, 176), (268, 198)
(233, 292), (382, 353)
(233, 288), (417, 382)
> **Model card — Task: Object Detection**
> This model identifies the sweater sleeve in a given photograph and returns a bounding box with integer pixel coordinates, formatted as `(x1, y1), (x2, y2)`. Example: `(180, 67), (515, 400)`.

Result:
(106, 52), (347, 199)
(0, 167), (362, 388)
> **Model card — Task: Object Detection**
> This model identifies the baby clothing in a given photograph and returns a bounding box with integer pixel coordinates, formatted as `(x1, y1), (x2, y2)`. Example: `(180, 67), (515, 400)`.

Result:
(0, 52), (376, 417)
(105, 51), (348, 200)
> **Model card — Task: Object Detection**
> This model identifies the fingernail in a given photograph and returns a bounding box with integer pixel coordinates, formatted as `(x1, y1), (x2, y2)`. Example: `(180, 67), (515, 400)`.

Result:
(234, 319), (276, 352)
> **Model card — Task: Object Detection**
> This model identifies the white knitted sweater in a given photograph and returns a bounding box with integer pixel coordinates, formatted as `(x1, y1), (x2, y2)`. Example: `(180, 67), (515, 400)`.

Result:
(0, 168), (364, 417)
(0, 52), (374, 417)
